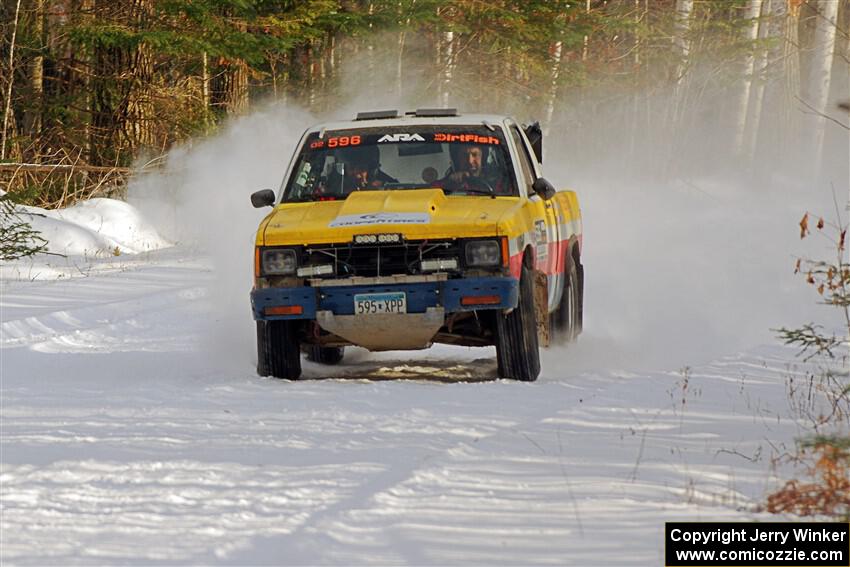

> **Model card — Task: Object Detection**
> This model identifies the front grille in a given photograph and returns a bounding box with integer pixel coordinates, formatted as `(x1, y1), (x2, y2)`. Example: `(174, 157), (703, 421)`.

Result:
(303, 239), (460, 278)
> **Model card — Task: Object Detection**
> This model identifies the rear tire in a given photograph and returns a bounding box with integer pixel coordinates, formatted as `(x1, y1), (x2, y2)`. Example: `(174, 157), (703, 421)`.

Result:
(495, 263), (541, 382)
(305, 345), (345, 365)
(256, 320), (302, 380)
(551, 255), (581, 344)
(576, 261), (584, 334)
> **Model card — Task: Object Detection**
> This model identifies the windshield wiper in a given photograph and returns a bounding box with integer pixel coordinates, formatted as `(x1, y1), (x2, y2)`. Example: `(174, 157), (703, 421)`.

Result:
(443, 186), (494, 197)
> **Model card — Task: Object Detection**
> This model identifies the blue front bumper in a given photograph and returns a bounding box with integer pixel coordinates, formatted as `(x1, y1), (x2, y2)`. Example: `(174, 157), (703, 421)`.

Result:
(251, 277), (518, 321)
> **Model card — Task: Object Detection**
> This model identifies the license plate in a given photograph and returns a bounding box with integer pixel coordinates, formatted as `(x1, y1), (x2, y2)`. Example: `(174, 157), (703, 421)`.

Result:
(354, 292), (407, 315)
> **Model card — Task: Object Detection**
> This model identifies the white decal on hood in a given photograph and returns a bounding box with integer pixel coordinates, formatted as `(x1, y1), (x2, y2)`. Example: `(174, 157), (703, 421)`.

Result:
(329, 212), (431, 228)
(377, 133), (425, 143)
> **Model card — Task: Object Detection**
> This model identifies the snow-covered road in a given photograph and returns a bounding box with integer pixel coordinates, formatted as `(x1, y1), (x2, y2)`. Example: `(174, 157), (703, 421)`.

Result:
(1, 247), (813, 565)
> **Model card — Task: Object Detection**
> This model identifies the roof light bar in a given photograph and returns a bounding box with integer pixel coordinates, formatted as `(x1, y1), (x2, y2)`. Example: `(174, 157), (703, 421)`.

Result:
(411, 108), (458, 117)
(355, 110), (399, 121)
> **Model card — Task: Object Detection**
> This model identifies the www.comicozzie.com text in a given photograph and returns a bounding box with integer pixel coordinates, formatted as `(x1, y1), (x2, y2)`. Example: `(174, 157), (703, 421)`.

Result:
(670, 527), (847, 546)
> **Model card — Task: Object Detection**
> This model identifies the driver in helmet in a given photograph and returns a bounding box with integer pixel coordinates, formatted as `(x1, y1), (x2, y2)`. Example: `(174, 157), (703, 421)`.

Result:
(326, 145), (397, 197)
(442, 144), (509, 194)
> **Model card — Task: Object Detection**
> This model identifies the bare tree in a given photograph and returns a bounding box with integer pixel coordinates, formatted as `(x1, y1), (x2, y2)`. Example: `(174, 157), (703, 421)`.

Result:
(806, 0), (841, 175)
(1, 0), (23, 161)
(673, 0), (694, 84)
(666, 0), (694, 177)
(24, 0), (45, 138)
(441, 31), (455, 107)
(213, 59), (249, 116)
(733, 0), (764, 155)
(544, 39), (564, 132)
(201, 51), (210, 118)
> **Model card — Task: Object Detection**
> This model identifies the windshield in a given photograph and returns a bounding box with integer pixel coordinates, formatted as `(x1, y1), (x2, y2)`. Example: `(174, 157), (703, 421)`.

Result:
(282, 126), (517, 202)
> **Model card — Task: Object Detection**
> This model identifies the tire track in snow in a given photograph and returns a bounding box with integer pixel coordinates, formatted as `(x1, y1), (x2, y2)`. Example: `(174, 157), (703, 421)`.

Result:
(2, 284), (208, 350)
(275, 347), (816, 566)
(0, 459), (386, 564)
(0, 395), (545, 564)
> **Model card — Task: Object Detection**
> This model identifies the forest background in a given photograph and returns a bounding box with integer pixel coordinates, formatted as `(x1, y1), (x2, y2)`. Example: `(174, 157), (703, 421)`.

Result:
(0, 0), (848, 206)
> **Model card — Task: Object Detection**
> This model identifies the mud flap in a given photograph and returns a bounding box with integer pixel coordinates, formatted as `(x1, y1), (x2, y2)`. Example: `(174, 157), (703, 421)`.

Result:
(533, 270), (549, 347)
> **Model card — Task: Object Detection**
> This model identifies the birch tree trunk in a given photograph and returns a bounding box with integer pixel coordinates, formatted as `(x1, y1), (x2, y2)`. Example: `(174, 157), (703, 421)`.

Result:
(807, 0), (840, 174)
(201, 51), (216, 132)
(752, 0), (789, 163)
(201, 51), (210, 111)
(397, 30), (405, 98)
(435, 26), (442, 103)
(667, 0), (694, 177)
(322, 35), (334, 108)
(629, 0), (645, 160)
(733, 0), (763, 155)
(778, 0), (802, 164)
(544, 40), (563, 133)
(673, 0), (694, 84)
(582, 0), (590, 61)
(1, 0), (23, 161)
(441, 31), (454, 107)
(366, 1), (375, 85)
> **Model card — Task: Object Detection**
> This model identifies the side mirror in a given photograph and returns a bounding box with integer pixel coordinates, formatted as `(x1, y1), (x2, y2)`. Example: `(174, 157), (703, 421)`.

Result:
(532, 177), (556, 200)
(523, 121), (543, 164)
(251, 189), (276, 208)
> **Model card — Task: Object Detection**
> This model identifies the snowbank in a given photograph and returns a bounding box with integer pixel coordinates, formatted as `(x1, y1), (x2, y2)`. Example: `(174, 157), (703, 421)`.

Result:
(2, 197), (171, 280)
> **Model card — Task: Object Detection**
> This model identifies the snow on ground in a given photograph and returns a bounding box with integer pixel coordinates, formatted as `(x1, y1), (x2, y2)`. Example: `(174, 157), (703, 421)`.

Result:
(0, 200), (828, 564)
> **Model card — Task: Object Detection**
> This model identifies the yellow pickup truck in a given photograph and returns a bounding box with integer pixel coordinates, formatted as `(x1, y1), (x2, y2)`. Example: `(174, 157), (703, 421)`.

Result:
(250, 109), (583, 381)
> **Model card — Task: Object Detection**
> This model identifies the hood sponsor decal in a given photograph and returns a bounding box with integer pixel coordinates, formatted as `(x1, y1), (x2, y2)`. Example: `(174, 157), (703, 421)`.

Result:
(378, 133), (425, 143)
(329, 212), (431, 228)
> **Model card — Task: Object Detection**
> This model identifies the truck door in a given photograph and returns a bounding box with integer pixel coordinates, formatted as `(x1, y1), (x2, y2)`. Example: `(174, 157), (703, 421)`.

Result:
(508, 124), (561, 310)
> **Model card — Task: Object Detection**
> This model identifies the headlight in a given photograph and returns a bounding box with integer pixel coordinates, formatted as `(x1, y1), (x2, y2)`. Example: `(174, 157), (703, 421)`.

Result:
(465, 240), (501, 267)
(262, 248), (298, 275)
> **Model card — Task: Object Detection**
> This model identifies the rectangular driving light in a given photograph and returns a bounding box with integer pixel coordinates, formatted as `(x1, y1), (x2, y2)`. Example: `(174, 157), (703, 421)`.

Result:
(421, 258), (459, 272)
(296, 264), (334, 277)
(353, 233), (402, 245)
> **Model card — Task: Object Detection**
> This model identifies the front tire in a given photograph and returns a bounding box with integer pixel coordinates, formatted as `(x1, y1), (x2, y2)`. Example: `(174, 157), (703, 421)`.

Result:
(256, 320), (302, 380)
(495, 263), (541, 382)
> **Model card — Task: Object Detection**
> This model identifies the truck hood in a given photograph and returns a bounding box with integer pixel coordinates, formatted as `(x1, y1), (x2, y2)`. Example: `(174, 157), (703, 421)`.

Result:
(259, 189), (522, 245)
